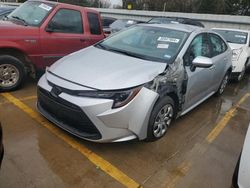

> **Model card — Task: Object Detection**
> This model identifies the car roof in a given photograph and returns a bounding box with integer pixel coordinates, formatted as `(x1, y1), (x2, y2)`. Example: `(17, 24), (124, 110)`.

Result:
(148, 17), (205, 27)
(140, 23), (203, 33)
(212, 28), (250, 33)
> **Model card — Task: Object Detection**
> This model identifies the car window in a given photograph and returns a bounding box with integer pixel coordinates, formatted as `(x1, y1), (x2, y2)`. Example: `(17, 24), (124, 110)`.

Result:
(184, 33), (210, 66)
(87, 12), (101, 35)
(48, 9), (83, 34)
(213, 29), (248, 44)
(102, 18), (116, 28)
(209, 33), (227, 57)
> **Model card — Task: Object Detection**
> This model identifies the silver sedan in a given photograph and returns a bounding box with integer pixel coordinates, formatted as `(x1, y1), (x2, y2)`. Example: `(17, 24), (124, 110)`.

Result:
(37, 24), (232, 142)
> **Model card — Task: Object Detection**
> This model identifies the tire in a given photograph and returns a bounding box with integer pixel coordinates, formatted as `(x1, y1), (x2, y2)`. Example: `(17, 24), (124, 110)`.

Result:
(146, 96), (176, 142)
(0, 55), (26, 91)
(232, 153), (241, 188)
(237, 66), (246, 82)
(215, 73), (229, 96)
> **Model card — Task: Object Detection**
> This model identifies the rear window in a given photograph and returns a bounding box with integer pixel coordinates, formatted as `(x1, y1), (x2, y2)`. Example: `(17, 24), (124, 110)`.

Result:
(87, 12), (101, 35)
(213, 29), (248, 44)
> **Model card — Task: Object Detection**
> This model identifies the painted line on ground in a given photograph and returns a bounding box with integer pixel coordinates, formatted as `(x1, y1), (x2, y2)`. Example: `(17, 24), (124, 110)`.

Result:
(0, 95), (37, 105)
(165, 92), (250, 188)
(206, 93), (250, 143)
(1, 92), (140, 188)
(166, 161), (192, 188)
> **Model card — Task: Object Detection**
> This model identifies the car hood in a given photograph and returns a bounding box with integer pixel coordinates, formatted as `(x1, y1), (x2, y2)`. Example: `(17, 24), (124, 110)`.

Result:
(48, 46), (167, 90)
(228, 43), (246, 50)
(0, 20), (39, 37)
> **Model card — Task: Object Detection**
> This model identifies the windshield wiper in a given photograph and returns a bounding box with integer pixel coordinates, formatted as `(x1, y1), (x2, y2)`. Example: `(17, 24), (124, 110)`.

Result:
(11, 16), (28, 26)
(95, 43), (107, 50)
(109, 48), (159, 61)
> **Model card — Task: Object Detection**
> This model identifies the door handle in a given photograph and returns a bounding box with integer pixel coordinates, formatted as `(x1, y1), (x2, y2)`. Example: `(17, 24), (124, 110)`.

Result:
(209, 65), (215, 70)
(80, 39), (86, 42)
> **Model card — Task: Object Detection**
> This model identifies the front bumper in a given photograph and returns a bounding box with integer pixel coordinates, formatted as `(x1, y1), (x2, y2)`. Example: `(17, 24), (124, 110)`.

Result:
(37, 75), (159, 142)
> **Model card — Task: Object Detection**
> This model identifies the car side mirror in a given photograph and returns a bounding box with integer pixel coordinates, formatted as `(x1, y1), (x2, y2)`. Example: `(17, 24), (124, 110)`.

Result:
(192, 56), (213, 68)
(46, 21), (56, 33)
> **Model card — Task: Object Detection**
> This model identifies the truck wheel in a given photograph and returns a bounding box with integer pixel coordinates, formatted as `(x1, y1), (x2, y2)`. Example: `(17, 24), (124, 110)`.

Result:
(146, 96), (175, 142)
(0, 55), (26, 91)
(215, 73), (229, 96)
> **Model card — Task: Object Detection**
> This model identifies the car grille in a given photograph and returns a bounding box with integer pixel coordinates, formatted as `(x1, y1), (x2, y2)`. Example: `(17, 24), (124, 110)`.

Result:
(37, 87), (101, 140)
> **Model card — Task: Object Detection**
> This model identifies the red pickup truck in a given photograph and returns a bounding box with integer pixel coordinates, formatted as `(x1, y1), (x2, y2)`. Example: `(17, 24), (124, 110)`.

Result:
(0, 0), (105, 91)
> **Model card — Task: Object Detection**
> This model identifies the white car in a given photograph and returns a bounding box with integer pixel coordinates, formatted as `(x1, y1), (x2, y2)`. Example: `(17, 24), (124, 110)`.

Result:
(233, 124), (250, 188)
(213, 28), (250, 81)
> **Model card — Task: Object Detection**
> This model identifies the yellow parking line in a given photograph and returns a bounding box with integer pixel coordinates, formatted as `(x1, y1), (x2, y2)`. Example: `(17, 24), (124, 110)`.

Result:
(20, 95), (37, 101)
(1, 92), (140, 188)
(0, 95), (37, 105)
(166, 161), (192, 188)
(206, 93), (250, 143)
(165, 92), (250, 188)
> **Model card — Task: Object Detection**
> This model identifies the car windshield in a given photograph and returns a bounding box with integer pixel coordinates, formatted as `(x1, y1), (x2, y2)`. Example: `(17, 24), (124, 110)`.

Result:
(8, 1), (54, 26)
(97, 25), (189, 63)
(213, 29), (248, 44)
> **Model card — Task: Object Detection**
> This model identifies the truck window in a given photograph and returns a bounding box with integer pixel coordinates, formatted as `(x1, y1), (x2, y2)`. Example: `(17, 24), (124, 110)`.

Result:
(48, 9), (83, 34)
(87, 12), (101, 35)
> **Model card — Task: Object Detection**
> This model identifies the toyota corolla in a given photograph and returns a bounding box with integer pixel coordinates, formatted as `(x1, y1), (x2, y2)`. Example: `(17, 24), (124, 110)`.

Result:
(37, 24), (232, 142)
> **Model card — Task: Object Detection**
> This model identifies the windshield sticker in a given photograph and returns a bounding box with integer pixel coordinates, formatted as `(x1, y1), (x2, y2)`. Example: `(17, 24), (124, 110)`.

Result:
(164, 54), (171, 59)
(170, 21), (180, 24)
(39, 3), (52, 11)
(127, 20), (135, 24)
(157, 43), (169, 49)
(158, 37), (180, 43)
(235, 35), (246, 39)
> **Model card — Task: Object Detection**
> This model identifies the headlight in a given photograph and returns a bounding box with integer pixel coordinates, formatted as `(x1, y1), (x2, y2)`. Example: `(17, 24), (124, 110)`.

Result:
(77, 86), (142, 108)
(232, 48), (243, 61)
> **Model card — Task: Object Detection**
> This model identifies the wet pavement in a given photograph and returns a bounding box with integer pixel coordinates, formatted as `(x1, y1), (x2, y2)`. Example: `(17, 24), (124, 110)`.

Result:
(0, 74), (250, 188)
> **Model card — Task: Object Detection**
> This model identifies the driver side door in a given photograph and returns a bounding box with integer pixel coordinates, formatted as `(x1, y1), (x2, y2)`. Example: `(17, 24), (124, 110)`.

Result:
(40, 8), (87, 67)
(182, 33), (214, 112)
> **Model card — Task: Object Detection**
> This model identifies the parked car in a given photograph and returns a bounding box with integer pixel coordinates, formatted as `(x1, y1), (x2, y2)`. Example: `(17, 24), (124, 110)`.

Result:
(148, 17), (205, 28)
(101, 16), (116, 36)
(0, 6), (16, 20)
(37, 24), (232, 143)
(232, 124), (250, 188)
(213, 28), (250, 81)
(0, 122), (3, 167)
(0, 0), (105, 92)
(109, 19), (145, 34)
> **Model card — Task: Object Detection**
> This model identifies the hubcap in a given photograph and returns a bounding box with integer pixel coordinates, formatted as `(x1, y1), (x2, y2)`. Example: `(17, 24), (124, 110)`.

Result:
(0, 64), (19, 88)
(219, 75), (228, 94)
(153, 104), (173, 138)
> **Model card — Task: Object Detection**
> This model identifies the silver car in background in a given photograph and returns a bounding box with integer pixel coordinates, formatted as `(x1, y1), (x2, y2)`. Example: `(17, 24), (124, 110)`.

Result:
(37, 24), (232, 142)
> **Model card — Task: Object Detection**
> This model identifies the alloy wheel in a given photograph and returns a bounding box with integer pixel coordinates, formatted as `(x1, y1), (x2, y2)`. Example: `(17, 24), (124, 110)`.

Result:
(153, 104), (174, 138)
